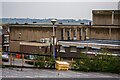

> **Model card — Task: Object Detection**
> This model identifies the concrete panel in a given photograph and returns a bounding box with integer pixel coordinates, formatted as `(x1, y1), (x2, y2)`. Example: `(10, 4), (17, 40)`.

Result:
(76, 28), (80, 40)
(70, 28), (74, 40)
(10, 27), (53, 41)
(10, 41), (20, 52)
(90, 28), (109, 39)
(81, 27), (86, 40)
(111, 28), (120, 40)
(93, 14), (112, 25)
(63, 28), (67, 40)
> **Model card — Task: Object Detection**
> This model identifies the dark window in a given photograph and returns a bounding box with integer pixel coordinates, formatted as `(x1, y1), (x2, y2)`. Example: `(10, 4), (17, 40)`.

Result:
(67, 30), (70, 40)
(73, 30), (76, 40)
(61, 29), (63, 40)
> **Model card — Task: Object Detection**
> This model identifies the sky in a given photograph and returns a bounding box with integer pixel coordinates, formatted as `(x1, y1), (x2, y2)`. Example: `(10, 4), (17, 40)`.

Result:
(1, 0), (120, 20)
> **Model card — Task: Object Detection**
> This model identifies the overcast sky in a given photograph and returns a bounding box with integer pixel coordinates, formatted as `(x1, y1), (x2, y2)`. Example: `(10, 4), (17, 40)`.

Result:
(1, 1), (119, 20)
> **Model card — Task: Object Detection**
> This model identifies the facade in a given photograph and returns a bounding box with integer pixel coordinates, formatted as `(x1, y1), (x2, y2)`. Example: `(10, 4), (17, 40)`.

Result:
(0, 26), (2, 45)
(58, 10), (120, 58)
(9, 24), (88, 53)
(92, 10), (120, 25)
(2, 24), (10, 51)
(91, 10), (120, 40)
(8, 10), (120, 59)
(9, 24), (54, 53)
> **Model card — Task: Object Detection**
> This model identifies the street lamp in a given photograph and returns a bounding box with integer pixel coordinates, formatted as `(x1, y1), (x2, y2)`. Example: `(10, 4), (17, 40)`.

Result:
(19, 32), (24, 71)
(51, 19), (57, 59)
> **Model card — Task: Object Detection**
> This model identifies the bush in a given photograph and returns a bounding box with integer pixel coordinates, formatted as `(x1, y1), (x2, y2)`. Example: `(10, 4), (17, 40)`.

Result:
(72, 51), (120, 73)
(34, 56), (46, 68)
(34, 56), (55, 69)
(44, 57), (55, 69)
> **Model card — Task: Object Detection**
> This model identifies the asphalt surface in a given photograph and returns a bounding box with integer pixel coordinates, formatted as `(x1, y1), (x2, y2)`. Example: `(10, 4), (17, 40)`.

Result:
(1, 58), (120, 78)
(3, 58), (34, 67)
(2, 68), (120, 78)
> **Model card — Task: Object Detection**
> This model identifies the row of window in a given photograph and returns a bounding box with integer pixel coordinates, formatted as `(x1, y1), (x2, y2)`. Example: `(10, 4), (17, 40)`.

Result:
(61, 28), (87, 40)
(60, 46), (101, 53)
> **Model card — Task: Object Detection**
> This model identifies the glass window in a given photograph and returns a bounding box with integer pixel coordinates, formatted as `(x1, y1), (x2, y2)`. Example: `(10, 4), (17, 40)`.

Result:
(67, 30), (70, 40)
(70, 46), (77, 52)
(61, 29), (63, 40)
(60, 46), (65, 52)
(73, 30), (76, 40)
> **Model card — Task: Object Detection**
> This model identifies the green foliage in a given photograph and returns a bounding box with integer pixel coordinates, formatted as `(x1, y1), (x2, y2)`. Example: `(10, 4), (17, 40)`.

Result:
(34, 56), (45, 68)
(45, 57), (55, 69)
(34, 56), (55, 69)
(72, 50), (120, 73)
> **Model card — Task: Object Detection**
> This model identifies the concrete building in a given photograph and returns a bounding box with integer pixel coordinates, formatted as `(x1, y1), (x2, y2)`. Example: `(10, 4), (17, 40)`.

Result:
(2, 24), (10, 52)
(8, 10), (120, 59)
(58, 10), (120, 58)
(9, 24), (54, 53)
(0, 25), (2, 45)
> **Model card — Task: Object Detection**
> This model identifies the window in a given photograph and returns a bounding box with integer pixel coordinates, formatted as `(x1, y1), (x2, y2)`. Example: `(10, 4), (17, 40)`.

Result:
(61, 29), (64, 40)
(4, 36), (9, 43)
(70, 46), (77, 52)
(73, 30), (76, 40)
(60, 46), (65, 52)
(67, 30), (70, 40)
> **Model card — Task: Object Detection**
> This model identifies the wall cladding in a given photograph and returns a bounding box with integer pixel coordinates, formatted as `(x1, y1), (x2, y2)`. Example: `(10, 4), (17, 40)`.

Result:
(10, 41), (20, 52)
(93, 14), (112, 25)
(20, 45), (50, 54)
(111, 28), (120, 40)
(90, 28), (109, 39)
(10, 27), (53, 41)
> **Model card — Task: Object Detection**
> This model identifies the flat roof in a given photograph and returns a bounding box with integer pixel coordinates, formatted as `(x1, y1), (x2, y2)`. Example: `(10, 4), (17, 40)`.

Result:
(58, 40), (120, 49)
(20, 42), (50, 47)
(92, 25), (120, 28)
(92, 10), (120, 14)
(9, 24), (120, 28)
(9, 23), (84, 27)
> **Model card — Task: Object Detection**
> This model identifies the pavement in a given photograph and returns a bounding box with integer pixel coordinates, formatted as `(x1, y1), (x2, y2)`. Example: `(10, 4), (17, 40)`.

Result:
(1, 68), (120, 78)
(1, 58), (120, 78)
(2, 58), (34, 67)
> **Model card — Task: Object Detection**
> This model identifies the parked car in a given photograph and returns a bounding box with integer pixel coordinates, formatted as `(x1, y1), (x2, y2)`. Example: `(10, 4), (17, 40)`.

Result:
(2, 52), (9, 62)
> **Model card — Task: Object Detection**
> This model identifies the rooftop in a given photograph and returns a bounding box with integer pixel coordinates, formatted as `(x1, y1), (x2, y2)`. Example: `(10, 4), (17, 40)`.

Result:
(58, 39), (120, 49)
(9, 24), (120, 28)
(92, 10), (120, 14)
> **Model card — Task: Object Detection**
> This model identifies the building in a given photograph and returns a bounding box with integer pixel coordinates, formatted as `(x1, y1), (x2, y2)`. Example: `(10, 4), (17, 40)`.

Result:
(2, 24), (10, 51)
(0, 25), (2, 46)
(8, 10), (120, 59)
(57, 10), (120, 58)
(9, 24), (55, 54)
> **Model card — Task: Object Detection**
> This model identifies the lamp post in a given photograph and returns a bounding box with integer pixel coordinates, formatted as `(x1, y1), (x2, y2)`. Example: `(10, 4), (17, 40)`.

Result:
(19, 32), (24, 71)
(51, 19), (57, 59)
